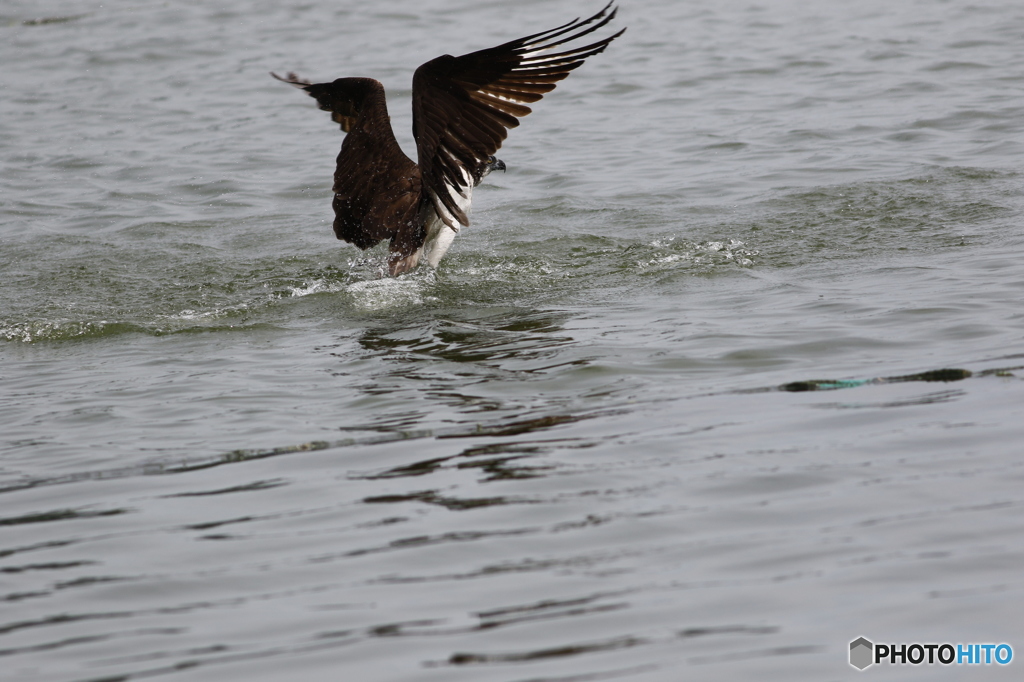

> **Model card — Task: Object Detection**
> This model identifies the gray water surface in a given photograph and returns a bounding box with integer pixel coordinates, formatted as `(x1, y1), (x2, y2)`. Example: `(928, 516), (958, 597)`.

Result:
(2, 1), (1023, 680)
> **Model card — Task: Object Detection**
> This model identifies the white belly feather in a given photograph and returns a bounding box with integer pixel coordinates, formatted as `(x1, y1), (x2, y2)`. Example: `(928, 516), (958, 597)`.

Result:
(422, 215), (458, 267)
(421, 171), (473, 268)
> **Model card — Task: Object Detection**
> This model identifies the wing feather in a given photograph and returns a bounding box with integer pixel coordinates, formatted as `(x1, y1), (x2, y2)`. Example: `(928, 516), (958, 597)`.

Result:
(271, 71), (361, 132)
(412, 2), (625, 227)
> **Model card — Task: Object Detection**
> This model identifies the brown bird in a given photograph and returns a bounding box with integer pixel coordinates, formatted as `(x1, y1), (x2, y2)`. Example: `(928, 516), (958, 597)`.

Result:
(273, 3), (624, 276)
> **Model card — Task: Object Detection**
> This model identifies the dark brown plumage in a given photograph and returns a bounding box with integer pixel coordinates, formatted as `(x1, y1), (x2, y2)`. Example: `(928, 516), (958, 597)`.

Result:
(274, 3), (624, 276)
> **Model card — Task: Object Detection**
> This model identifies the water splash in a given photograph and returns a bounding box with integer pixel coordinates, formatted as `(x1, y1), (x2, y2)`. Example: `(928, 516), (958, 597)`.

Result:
(0, 320), (141, 343)
(633, 237), (757, 272)
(346, 276), (431, 311)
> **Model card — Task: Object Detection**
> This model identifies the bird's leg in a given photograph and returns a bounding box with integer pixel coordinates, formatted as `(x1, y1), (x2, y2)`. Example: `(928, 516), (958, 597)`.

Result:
(387, 247), (421, 277)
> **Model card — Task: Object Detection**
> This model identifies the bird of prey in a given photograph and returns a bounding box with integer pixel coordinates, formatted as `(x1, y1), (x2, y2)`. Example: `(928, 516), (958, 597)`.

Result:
(273, 3), (624, 276)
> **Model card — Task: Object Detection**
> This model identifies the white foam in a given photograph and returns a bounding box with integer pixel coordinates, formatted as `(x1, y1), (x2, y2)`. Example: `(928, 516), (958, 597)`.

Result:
(287, 279), (347, 298)
(635, 238), (757, 270)
(346, 276), (428, 310)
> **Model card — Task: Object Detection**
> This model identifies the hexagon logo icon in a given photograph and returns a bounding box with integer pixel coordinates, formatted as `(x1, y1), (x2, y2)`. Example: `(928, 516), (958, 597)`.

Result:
(850, 637), (874, 670)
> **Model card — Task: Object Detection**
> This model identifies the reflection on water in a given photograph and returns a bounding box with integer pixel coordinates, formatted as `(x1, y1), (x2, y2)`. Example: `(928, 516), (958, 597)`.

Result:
(357, 310), (574, 364)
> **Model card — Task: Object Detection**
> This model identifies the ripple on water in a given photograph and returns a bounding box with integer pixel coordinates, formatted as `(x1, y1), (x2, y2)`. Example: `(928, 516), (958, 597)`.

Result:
(0, 319), (146, 344)
(2, 166), (1011, 344)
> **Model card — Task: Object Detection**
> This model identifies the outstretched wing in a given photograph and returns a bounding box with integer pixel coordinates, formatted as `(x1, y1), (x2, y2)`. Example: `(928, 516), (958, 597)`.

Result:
(272, 73), (423, 254)
(271, 71), (360, 132)
(412, 2), (625, 228)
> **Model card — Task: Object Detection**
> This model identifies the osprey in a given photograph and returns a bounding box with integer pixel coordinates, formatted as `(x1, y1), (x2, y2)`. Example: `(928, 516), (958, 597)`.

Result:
(274, 3), (624, 276)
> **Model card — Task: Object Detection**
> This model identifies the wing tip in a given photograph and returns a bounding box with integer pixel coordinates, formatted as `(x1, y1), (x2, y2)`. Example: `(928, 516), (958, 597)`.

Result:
(270, 71), (314, 89)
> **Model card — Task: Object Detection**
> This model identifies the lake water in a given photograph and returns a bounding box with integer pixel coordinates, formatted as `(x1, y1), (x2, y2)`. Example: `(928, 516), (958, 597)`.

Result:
(2, 1), (1023, 680)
